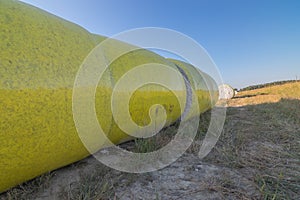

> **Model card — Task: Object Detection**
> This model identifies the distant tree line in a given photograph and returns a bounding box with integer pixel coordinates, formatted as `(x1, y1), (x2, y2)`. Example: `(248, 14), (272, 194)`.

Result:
(240, 80), (300, 92)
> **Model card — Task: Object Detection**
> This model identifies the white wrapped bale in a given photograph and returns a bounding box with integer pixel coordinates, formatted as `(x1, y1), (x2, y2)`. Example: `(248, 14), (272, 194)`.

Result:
(218, 84), (235, 99)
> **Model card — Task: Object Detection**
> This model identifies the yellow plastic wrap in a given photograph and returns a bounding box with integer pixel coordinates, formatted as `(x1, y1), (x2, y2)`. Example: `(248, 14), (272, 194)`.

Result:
(0, 0), (218, 192)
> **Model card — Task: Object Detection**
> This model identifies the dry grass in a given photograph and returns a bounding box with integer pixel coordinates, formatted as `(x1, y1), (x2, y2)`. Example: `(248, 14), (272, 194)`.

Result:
(0, 172), (54, 200)
(204, 82), (300, 199)
(229, 82), (300, 107)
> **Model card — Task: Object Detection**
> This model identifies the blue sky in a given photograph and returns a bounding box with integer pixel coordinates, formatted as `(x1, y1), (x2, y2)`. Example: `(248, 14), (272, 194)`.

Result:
(19, 0), (300, 88)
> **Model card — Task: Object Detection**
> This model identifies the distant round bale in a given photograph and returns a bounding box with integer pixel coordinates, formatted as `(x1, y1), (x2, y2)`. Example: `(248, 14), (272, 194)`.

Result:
(218, 84), (235, 99)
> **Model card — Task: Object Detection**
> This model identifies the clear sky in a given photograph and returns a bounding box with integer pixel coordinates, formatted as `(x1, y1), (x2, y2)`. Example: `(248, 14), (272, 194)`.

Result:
(19, 0), (300, 88)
